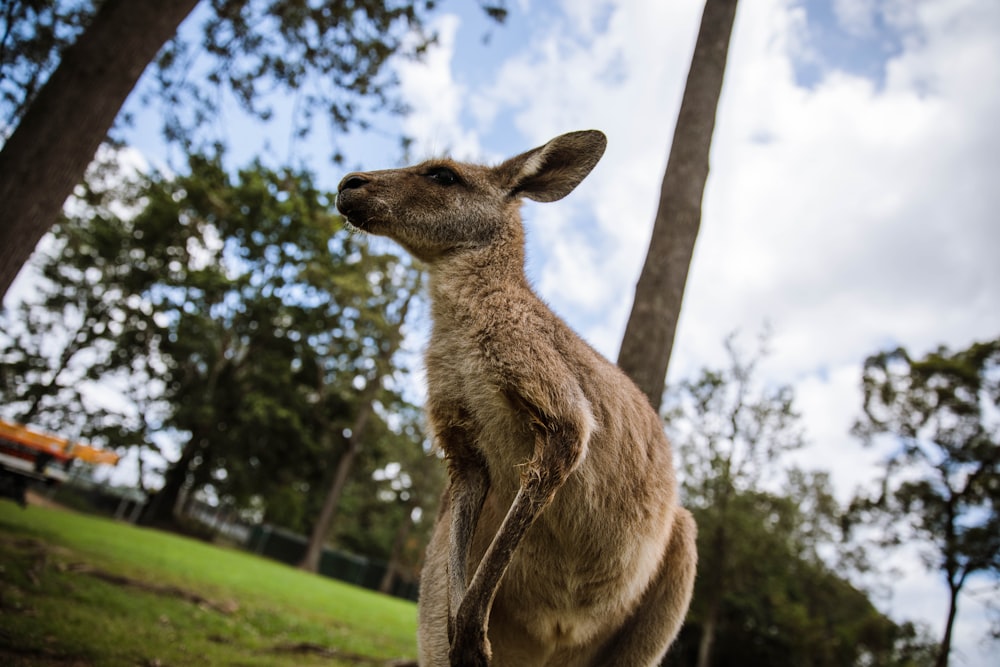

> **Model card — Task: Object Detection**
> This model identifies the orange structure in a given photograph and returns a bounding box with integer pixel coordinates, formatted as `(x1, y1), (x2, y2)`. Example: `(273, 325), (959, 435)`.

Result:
(0, 418), (120, 505)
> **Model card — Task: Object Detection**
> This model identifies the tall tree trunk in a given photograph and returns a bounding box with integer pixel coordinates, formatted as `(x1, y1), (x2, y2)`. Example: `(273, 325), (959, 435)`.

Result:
(617, 0), (739, 410)
(696, 610), (718, 667)
(299, 292), (416, 573)
(0, 0), (199, 299)
(696, 510), (728, 667)
(934, 582), (961, 667)
(298, 397), (377, 572)
(141, 348), (232, 527)
(379, 507), (415, 594)
(139, 430), (202, 526)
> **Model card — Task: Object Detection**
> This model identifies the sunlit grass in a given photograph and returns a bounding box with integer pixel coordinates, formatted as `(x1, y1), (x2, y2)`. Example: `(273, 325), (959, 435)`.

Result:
(0, 499), (418, 666)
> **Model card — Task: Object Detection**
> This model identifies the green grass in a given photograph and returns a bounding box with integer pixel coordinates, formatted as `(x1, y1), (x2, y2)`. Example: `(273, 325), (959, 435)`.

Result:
(0, 498), (418, 666)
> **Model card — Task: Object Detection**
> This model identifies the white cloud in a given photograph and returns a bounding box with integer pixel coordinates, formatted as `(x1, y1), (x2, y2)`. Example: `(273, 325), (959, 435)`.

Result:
(672, 0), (1000, 381)
(394, 14), (483, 160)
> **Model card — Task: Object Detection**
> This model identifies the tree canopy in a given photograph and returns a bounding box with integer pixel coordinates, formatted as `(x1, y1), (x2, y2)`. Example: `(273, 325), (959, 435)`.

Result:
(851, 337), (1000, 667)
(0, 0), (506, 297)
(0, 151), (430, 569)
(668, 482), (936, 667)
(662, 334), (934, 667)
(1, 0), (440, 154)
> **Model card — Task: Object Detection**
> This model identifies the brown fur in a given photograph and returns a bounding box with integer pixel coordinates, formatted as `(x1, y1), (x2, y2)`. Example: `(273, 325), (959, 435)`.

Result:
(336, 131), (697, 666)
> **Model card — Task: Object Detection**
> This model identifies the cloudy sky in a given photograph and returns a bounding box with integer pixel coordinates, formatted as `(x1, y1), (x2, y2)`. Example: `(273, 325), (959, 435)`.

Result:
(11, 0), (990, 662)
(356, 0), (999, 663)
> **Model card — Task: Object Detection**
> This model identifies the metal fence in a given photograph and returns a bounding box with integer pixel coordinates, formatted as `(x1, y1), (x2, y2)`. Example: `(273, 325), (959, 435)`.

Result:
(244, 522), (419, 602)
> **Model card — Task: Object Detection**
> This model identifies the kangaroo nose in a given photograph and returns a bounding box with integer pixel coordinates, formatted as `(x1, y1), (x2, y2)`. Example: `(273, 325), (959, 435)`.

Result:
(339, 174), (369, 192)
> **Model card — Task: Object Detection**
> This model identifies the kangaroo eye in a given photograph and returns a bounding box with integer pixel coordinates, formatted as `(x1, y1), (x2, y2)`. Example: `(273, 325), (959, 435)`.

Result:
(425, 167), (459, 186)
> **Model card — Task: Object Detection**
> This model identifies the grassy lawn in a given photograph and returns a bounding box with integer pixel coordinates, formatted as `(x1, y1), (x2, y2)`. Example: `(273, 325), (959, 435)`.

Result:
(0, 498), (418, 666)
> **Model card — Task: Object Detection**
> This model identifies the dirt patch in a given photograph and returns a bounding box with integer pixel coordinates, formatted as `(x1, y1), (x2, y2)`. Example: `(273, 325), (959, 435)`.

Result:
(0, 645), (92, 667)
(24, 489), (70, 511)
(1, 535), (239, 615)
(270, 642), (417, 666)
(65, 563), (240, 615)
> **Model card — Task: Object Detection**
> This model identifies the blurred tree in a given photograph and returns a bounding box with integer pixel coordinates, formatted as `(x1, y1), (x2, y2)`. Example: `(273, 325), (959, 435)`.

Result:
(298, 275), (419, 572)
(0, 0), (198, 299)
(0, 151), (168, 460)
(618, 0), (739, 409)
(850, 338), (1000, 667)
(370, 430), (446, 594)
(0, 152), (426, 534)
(664, 334), (938, 666)
(130, 157), (423, 528)
(0, 0), (506, 298)
(323, 398), (445, 591)
(667, 483), (937, 667)
(665, 334), (806, 667)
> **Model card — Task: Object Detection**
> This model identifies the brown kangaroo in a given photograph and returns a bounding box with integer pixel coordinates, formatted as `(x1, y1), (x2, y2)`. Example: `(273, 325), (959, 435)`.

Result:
(336, 130), (696, 667)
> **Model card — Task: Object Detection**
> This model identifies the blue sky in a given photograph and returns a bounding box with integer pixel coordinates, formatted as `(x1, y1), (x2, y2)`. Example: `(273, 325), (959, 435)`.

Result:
(18, 0), (997, 663)
(793, 0), (910, 88)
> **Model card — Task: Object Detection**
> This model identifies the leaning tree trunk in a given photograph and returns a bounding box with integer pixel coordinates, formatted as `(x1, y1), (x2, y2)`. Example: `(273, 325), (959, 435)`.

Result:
(696, 515), (729, 667)
(139, 429), (203, 526)
(298, 396), (377, 573)
(934, 581), (962, 667)
(0, 0), (199, 299)
(379, 509), (415, 594)
(617, 0), (740, 410)
(298, 292), (415, 573)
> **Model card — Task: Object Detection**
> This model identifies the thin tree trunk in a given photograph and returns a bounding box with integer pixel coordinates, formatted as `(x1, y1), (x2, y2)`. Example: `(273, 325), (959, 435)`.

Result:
(934, 583), (961, 667)
(139, 430), (202, 526)
(696, 514), (728, 667)
(0, 0), (199, 299)
(696, 610), (718, 667)
(298, 398), (376, 572)
(379, 509), (415, 594)
(617, 0), (739, 410)
(298, 292), (415, 573)
(141, 338), (234, 527)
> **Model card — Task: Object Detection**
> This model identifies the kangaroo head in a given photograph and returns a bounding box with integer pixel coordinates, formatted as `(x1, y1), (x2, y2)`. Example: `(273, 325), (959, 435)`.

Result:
(336, 130), (607, 262)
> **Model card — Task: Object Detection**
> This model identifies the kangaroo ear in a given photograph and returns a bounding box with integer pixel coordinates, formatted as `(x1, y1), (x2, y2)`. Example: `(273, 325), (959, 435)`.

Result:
(495, 130), (607, 203)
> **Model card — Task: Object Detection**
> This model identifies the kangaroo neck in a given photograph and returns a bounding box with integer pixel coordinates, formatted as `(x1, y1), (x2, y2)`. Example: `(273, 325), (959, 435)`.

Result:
(427, 241), (533, 320)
